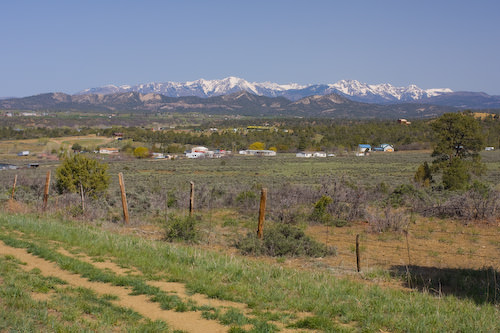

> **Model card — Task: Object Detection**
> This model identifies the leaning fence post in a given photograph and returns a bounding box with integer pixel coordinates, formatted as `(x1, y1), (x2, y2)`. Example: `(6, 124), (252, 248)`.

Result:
(118, 172), (130, 224)
(356, 234), (361, 272)
(257, 188), (267, 239)
(189, 181), (195, 217)
(11, 174), (17, 200)
(43, 171), (51, 211)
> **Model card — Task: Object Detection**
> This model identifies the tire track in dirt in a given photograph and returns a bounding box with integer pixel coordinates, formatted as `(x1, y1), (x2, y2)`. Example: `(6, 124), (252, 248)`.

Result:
(0, 240), (227, 333)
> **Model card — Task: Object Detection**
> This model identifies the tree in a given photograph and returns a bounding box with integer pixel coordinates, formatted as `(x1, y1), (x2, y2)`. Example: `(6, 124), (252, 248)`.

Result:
(55, 154), (110, 198)
(133, 146), (149, 158)
(431, 112), (485, 190)
(71, 143), (82, 152)
(248, 141), (265, 150)
(414, 161), (432, 187)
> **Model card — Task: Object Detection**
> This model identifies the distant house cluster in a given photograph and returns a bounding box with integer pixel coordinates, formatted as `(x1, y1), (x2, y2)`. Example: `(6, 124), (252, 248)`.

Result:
(239, 149), (277, 156)
(296, 151), (330, 158)
(356, 143), (394, 156)
(186, 146), (230, 159)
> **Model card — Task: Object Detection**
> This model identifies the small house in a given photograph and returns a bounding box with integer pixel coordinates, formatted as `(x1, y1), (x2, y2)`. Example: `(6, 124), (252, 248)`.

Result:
(296, 152), (313, 158)
(313, 152), (327, 158)
(17, 151), (29, 156)
(99, 148), (119, 154)
(485, 146), (495, 151)
(380, 144), (394, 152)
(239, 150), (276, 156)
(186, 152), (205, 159)
(152, 152), (165, 159)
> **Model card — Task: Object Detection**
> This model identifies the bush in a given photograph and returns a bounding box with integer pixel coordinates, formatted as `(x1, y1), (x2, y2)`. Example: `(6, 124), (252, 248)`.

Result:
(164, 215), (199, 242)
(133, 146), (149, 159)
(367, 206), (410, 233)
(235, 223), (335, 257)
(55, 154), (110, 198)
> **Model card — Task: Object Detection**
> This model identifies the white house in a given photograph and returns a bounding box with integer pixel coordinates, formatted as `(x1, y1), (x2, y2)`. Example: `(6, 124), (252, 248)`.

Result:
(17, 151), (30, 156)
(186, 152), (205, 159)
(99, 148), (119, 154)
(313, 152), (327, 157)
(151, 152), (165, 159)
(191, 146), (209, 153)
(239, 150), (276, 156)
(296, 152), (313, 158)
(380, 144), (394, 152)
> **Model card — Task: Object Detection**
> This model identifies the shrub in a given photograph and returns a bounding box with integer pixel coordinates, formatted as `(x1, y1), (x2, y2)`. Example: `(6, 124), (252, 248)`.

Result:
(310, 195), (333, 224)
(367, 206), (410, 233)
(55, 154), (110, 198)
(235, 223), (335, 257)
(414, 161), (432, 187)
(164, 215), (199, 243)
(133, 146), (149, 159)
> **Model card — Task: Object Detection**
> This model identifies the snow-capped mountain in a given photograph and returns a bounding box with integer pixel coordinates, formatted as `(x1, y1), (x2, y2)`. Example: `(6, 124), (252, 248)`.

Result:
(77, 77), (453, 103)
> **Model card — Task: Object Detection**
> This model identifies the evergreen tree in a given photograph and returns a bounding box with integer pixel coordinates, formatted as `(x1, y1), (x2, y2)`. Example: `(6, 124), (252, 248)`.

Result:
(431, 112), (485, 190)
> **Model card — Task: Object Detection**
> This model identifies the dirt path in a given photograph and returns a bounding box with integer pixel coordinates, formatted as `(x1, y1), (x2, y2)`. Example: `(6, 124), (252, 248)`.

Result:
(0, 240), (228, 332)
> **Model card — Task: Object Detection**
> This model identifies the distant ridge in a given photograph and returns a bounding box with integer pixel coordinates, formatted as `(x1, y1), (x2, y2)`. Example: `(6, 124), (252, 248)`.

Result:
(76, 77), (500, 109)
(0, 90), (459, 119)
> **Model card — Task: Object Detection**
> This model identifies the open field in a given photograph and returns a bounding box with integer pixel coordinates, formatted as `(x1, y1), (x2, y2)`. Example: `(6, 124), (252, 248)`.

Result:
(0, 134), (115, 157)
(1, 147), (500, 331)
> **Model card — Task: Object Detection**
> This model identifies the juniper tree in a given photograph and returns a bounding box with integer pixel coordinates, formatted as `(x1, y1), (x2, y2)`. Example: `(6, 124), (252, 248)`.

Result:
(431, 112), (485, 190)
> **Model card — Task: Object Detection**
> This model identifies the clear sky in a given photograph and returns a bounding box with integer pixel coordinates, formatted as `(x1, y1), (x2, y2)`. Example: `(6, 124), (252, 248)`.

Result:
(1, 0), (499, 97)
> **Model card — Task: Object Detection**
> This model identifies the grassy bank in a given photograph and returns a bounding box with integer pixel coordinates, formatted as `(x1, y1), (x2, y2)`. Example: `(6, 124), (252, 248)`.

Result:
(0, 212), (499, 332)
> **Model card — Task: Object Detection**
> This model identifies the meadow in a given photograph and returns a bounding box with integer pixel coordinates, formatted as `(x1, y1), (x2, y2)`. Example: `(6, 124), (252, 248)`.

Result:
(1, 145), (500, 331)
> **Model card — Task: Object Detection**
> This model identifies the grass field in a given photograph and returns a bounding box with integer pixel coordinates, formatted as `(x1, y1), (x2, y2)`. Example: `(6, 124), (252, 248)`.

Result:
(1, 146), (500, 331)
(0, 135), (115, 157)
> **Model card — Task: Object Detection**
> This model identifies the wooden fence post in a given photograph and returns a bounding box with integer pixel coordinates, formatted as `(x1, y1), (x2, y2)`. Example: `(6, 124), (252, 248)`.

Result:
(80, 183), (85, 213)
(11, 174), (17, 200)
(257, 188), (267, 239)
(43, 171), (51, 211)
(189, 181), (194, 217)
(118, 172), (130, 224)
(356, 234), (361, 272)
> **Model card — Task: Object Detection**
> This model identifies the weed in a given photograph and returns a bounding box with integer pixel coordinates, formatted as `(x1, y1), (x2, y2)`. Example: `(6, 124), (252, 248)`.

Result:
(164, 215), (200, 243)
(235, 223), (335, 257)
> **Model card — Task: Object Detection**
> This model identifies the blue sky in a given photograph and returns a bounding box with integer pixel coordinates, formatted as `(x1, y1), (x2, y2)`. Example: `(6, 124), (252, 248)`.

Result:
(1, 0), (499, 97)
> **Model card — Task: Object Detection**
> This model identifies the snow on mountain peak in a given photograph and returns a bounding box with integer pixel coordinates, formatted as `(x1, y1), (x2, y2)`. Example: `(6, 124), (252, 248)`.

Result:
(76, 77), (453, 103)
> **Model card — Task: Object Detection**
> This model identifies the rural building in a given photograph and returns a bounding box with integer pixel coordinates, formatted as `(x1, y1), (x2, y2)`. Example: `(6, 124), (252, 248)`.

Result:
(485, 146), (495, 151)
(99, 148), (119, 154)
(398, 119), (411, 125)
(17, 151), (29, 156)
(356, 144), (371, 156)
(239, 150), (277, 156)
(296, 151), (327, 158)
(373, 144), (395, 152)
(296, 152), (313, 158)
(191, 146), (209, 153)
(186, 152), (205, 159)
(380, 144), (394, 152)
(151, 152), (165, 159)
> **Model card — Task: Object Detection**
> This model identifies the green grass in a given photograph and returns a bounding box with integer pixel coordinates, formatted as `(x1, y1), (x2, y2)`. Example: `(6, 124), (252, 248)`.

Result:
(0, 254), (171, 332)
(0, 212), (499, 332)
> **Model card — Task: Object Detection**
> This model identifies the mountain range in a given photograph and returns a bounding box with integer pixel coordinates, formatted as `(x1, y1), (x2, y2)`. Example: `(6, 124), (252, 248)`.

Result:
(77, 77), (500, 109)
(1, 77), (499, 119)
(0, 90), (458, 119)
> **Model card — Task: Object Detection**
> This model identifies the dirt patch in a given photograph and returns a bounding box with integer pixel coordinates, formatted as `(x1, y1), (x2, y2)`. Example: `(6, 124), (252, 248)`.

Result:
(3, 200), (30, 214)
(0, 240), (227, 332)
(57, 247), (141, 277)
